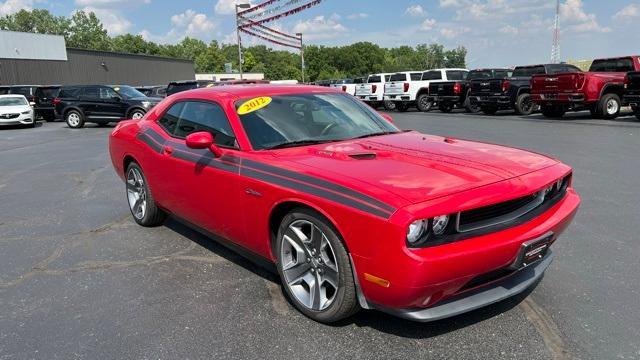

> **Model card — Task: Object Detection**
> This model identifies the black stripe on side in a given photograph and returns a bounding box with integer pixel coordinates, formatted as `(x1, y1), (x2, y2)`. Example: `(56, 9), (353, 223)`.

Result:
(242, 159), (397, 214)
(137, 132), (163, 153)
(171, 148), (240, 173)
(242, 167), (392, 219)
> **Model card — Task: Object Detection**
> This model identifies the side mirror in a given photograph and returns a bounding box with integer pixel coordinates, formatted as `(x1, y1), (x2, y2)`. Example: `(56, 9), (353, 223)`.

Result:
(380, 113), (394, 124)
(185, 131), (223, 157)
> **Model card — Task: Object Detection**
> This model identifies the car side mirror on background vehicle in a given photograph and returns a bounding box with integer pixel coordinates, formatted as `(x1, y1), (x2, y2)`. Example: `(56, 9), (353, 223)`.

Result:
(185, 131), (223, 158)
(380, 113), (394, 124)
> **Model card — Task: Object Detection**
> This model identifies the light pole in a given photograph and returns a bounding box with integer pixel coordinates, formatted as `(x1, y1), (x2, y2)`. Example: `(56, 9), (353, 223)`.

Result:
(235, 3), (251, 80)
(296, 33), (304, 83)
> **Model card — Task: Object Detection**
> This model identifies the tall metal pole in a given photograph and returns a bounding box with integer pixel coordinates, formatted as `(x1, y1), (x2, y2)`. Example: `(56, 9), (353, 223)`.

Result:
(297, 33), (305, 83)
(235, 4), (244, 80)
(551, 0), (560, 63)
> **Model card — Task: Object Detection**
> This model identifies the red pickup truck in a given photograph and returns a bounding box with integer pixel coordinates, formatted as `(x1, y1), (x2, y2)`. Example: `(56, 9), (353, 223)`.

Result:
(531, 56), (640, 119)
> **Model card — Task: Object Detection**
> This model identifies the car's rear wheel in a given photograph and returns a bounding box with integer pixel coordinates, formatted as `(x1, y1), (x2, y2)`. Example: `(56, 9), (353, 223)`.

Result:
(129, 109), (146, 120)
(65, 110), (84, 129)
(464, 92), (480, 113)
(126, 162), (166, 227)
(383, 101), (396, 111)
(416, 94), (432, 112)
(276, 208), (359, 323)
(514, 93), (534, 115)
(598, 93), (621, 119)
(481, 105), (498, 115)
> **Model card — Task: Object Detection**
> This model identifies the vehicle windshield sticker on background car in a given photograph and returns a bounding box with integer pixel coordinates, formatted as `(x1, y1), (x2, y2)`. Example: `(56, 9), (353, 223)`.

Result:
(237, 96), (272, 115)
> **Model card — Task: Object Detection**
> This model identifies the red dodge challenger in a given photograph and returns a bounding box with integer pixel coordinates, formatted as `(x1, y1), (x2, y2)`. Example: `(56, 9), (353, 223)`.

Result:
(108, 85), (580, 323)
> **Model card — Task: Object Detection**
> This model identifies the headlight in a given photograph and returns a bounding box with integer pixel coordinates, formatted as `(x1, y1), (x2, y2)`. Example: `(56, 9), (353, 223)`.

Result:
(406, 219), (428, 245)
(21, 110), (31, 114)
(141, 101), (152, 108)
(432, 215), (450, 235)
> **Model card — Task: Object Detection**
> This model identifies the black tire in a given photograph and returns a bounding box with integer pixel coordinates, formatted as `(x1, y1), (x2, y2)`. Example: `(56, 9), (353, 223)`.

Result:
(275, 208), (359, 323)
(129, 108), (146, 120)
(395, 102), (408, 112)
(464, 92), (480, 113)
(416, 94), (433, 112)
(597, 93), (621, 119)
(125, 162), (166, 227)
(65, 109), (85, 129)
(383, 101), (396, 111)
(514, 93), (534, 115)
(481, 105), (498, 115)
(438, 103), (453, 113)
(541, 105), (566, 119)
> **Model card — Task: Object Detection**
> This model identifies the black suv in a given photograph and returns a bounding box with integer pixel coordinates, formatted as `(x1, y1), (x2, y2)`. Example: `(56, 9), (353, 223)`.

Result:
(9, 85), (61, 121)
(166, 80), (215, 96)
(0, 86), (9, 95)
(136, 85), (167, 98)
(55, 85), (162, 128)
(470, 64), (581, 115)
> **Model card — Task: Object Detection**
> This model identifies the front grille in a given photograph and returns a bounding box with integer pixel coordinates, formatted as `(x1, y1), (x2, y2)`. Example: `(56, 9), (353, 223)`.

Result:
(459, 194), (538, 228)
(0, 113), (20, 119)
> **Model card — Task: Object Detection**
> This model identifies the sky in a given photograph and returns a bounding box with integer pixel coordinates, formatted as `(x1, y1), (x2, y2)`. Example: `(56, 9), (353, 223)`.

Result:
(1, 0), (639, 68)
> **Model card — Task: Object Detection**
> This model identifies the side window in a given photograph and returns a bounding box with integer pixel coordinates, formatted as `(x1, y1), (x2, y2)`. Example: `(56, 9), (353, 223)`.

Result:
(82, 86), (100, 99)
(100, 87), (119, 99)
(158, 102), (184, 136)
(410, 73), (422, 81)
(384, 75), (391, 81)
(446, 71), (467, 80)
(173, 101), (237, 148)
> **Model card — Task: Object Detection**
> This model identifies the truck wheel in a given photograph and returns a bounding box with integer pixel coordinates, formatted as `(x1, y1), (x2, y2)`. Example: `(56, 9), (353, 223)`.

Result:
(438, 103), (454, 113)
(541, 105), (566, 118)
(598, 94), (621, 119)
(395, 102), (408, 112)
(514, 93), (534, 115)
(481, 105), (498, 115)
(464, 92), (480, 113)
(383, 101), (396, 111)
(417, 94), (433, 112)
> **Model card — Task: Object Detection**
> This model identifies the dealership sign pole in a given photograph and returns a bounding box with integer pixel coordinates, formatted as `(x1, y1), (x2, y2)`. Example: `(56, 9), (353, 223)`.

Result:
(235, 3), (251, 80)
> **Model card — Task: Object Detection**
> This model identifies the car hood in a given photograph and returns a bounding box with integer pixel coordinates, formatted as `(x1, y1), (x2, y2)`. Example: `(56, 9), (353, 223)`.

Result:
(0, 105), (30, 114)
(273, 131), (558, 205)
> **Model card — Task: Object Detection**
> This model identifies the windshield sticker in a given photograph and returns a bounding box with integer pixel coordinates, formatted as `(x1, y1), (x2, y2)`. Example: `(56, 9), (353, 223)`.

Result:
(237, 96), (272, 115)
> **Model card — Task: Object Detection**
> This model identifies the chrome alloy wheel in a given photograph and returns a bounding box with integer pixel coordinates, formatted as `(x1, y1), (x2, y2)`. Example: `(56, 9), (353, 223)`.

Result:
(126, 168), (146, 220)
(280, 219), (339, 311)
(606, 98), (619, 115)
(67, 113), (80, 127)
(131, 111), (145, 119)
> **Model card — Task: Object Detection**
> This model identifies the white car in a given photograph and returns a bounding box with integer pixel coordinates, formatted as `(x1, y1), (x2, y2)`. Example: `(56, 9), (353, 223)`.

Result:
(0, 95), (35, 128)
(384, 68), (469, 112)
(355, 73), (394, 109)
(330, 78), (365, 96)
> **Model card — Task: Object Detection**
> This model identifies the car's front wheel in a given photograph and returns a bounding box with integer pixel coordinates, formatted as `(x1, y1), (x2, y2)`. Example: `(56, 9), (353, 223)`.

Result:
(129, 109), (146, 120)
(125, 162), (166, 227)
(276, 208), (359, 323)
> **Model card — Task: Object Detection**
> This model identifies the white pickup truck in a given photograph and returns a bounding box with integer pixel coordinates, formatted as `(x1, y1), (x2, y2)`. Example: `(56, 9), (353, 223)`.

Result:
(355, 73), (394, 109)
(384, 68), (469, 112)
(330, 78), (365, 96)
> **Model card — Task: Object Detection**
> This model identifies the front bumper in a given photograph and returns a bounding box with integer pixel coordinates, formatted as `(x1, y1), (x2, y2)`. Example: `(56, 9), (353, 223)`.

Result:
(374, 250), (553, 322)
(0, 113), (34, 126)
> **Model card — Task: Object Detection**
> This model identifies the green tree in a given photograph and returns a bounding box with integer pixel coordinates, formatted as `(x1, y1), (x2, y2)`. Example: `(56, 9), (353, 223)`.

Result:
(111, 34), (159, 55)
(0, 9), (70, 35)
(66, 11), (110, 50)
(194, 41), (225, 73)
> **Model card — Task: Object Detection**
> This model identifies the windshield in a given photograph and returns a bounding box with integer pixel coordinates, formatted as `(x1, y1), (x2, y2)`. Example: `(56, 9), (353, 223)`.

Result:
(390, 73), (407, 82)
(368, 75), (382, 83)
(112, 85), (146, 99)
(512, 66), (546, 77)
(236, 93), (399, 150)
(0, 97), (28, 106)
(468, 70), (494, 80)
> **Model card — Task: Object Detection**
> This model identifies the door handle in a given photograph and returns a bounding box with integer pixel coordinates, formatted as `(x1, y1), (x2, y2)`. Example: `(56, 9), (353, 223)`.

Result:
(162, 145), (174, 155)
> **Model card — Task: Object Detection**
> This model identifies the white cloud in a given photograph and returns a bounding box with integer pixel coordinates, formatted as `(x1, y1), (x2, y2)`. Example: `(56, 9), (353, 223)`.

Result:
(214, 0), (255, 15)
(141, 9), (217, 44)
(0, 0), (34, 16)
(346, 12), (368, 20)
(560, 0), (610, 33)
(499, 24), (518, 35)
(420, 18), (437, 31)
(613, 4), (640, 21)
(405, 4), (425, 17)
(292, 15), (348, 40)
(439, 26), (469, 39)
(439, 0), (461, 7)
(78, 6), (131, 35)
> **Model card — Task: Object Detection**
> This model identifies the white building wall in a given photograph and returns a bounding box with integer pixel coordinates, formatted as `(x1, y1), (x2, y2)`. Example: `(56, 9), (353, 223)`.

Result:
(0, 30), (67, 61)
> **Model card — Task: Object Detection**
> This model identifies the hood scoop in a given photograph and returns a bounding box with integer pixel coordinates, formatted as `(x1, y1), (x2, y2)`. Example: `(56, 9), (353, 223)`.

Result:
(348, 153), (377, 160)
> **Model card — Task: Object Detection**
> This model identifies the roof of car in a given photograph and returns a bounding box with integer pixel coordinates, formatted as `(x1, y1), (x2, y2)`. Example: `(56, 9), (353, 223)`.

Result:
(172, 84), (340, 100)
(0, 94), (27, 97)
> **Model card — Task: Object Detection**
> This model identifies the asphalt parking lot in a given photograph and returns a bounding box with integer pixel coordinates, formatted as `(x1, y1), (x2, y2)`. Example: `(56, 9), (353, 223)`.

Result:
(1, 110), (639, 360)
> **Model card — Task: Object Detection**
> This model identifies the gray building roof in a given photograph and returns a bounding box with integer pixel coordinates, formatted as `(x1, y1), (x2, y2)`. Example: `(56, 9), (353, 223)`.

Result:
(0, 30), (67, 61)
